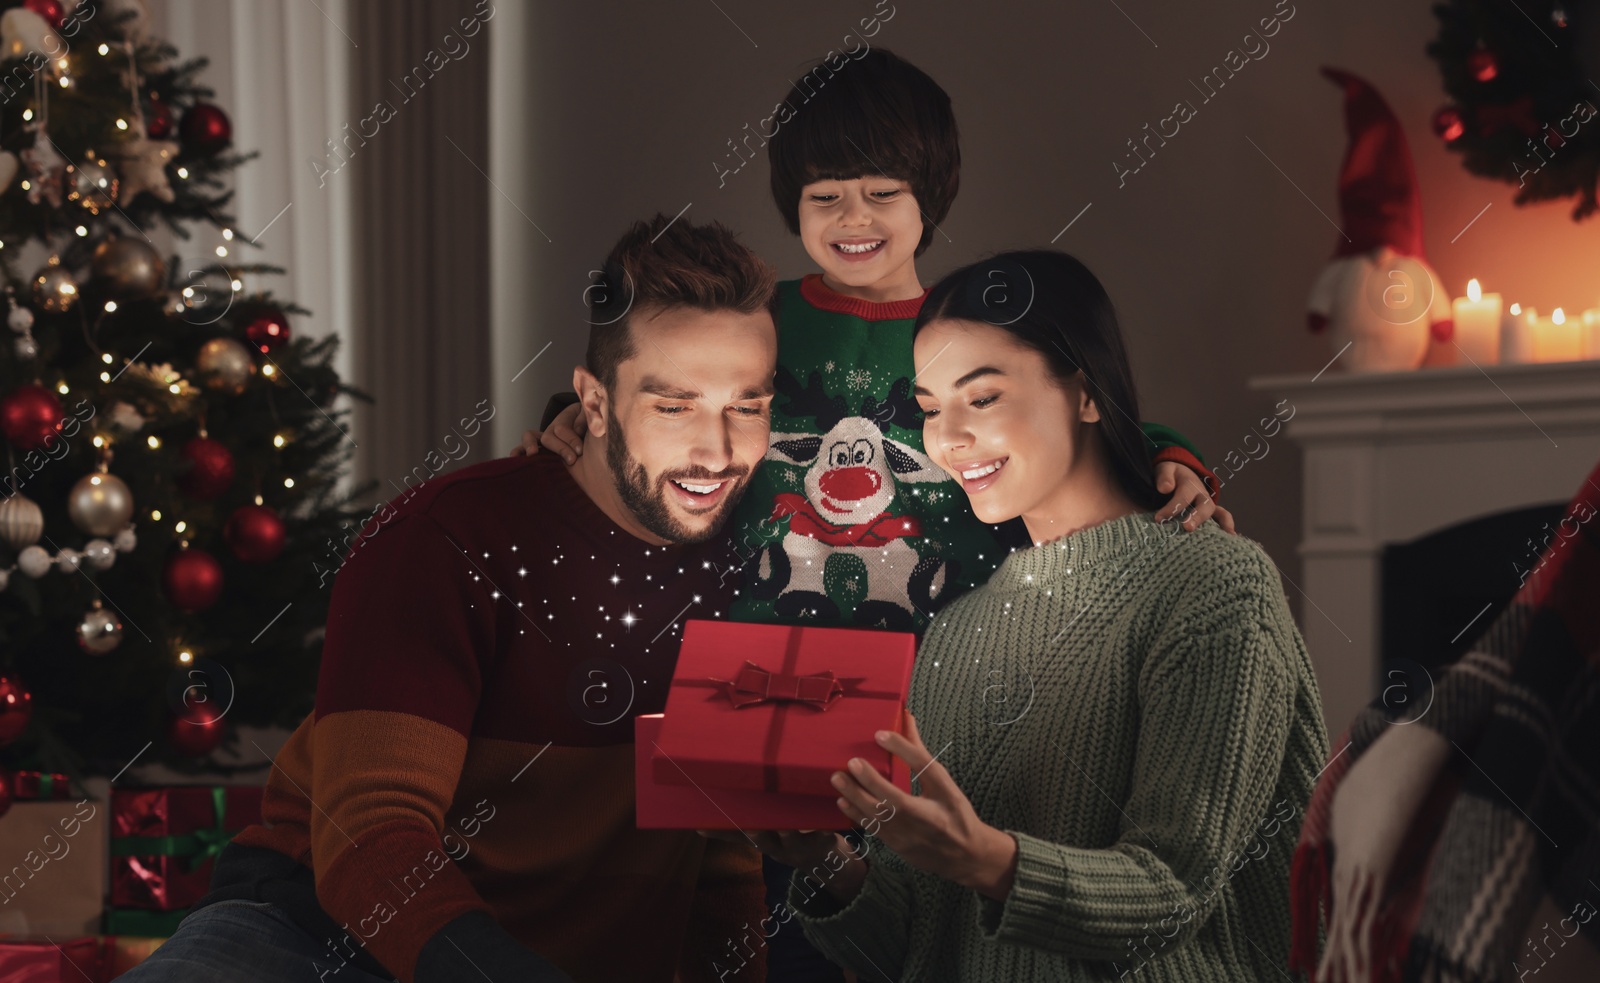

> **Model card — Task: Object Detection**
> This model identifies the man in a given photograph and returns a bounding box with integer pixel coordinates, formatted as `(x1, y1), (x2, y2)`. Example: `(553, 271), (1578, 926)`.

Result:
(117, 214), (779, 983)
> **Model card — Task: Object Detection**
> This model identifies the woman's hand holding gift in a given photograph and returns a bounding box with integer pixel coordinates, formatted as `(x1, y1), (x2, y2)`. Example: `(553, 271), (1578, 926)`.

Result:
(831, 712), (1019, 901)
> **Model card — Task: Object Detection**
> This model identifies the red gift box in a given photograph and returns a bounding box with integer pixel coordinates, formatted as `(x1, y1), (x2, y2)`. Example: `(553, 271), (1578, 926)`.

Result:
(650, 620), (915, 799)
(636, 714), (909, 829)
(0, 936), (106, 982)
(110, 786), (263, 911)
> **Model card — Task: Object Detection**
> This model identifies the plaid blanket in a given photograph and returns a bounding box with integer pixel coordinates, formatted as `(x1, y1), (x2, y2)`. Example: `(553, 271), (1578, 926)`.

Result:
(1289, 459), (1600, 982)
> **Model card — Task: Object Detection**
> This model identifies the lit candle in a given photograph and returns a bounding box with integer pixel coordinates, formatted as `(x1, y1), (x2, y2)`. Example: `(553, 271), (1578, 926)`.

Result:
(1451, 279), (1501, 365)
(1533, 307), (1584, 362)
(1583, 308), (1600, 360)
(1502, 304), (1537, 363)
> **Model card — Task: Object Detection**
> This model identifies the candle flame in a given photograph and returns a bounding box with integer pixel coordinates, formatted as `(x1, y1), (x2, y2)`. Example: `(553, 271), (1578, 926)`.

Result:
(1510, 303), (1522, 315)
(1467, 278), (1482, 302)
(1554, 308), (1566, 324)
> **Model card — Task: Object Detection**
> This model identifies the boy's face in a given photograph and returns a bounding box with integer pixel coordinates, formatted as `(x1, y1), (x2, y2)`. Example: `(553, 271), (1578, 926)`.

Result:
(797, 176), (924, 301)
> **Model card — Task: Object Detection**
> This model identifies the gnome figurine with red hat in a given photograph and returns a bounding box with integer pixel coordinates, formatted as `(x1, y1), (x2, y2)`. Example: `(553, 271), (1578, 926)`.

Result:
(1306, 67), (1453, 372)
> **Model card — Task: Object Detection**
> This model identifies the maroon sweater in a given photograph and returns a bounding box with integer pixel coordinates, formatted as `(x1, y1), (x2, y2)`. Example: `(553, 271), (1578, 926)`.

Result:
(230, 452), (763, 983)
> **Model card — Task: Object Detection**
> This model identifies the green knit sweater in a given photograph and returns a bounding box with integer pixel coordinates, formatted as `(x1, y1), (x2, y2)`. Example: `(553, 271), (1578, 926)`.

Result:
(787, 512), (1329, 982)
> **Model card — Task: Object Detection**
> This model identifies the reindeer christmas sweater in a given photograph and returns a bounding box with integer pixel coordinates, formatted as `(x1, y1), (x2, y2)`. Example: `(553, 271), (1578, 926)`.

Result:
(726, 274), (1212, 632)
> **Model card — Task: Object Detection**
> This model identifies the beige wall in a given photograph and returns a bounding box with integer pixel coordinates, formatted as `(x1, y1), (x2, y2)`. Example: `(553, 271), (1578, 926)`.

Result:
(508, 0), (1600, 634)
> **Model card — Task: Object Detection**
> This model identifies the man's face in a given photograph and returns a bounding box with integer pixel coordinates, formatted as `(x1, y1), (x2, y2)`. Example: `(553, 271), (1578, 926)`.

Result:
(595, 304), (776, 544)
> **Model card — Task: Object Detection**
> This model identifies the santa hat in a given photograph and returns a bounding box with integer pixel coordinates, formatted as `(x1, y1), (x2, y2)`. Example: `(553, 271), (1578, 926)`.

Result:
(1322, 66), (1427, 260)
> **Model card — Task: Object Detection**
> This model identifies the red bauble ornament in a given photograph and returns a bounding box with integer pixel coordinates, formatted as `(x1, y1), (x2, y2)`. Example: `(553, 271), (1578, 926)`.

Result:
(243, 308), (291, 354)
(146, 96), (176, 140)
(1467, 48), (1499, 83)
(0, 674), (34, 746)
(163, 548), (225, 612)
(178, 437), (235, 499)
(168, 703), (225, 757)
(22, 0), (65, 29)
(225, 505), (286, 563)
(179, 103), (232, 156)
(1432, 105), (1466, 143)
(1, 384), (65, 450)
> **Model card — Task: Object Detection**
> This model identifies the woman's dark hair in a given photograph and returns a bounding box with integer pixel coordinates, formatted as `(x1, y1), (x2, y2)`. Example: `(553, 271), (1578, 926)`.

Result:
(913, 250), (1164, 512)
(767, 48), (959, 258)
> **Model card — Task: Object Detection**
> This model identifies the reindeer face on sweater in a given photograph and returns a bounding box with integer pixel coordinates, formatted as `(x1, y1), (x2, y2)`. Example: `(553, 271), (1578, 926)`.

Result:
(766, 369), (945, 527)
(768, 415), (945, 525)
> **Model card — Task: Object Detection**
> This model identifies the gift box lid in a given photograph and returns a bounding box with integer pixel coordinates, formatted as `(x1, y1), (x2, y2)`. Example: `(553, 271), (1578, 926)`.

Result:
(653, 620), (914, 798)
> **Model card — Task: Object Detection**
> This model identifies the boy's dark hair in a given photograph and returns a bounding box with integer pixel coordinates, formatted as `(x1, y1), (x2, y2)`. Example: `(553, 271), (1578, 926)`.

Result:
(768, 48), (959, 257)
(914, 250), (1164, 512)
(586, 214), (777, 388)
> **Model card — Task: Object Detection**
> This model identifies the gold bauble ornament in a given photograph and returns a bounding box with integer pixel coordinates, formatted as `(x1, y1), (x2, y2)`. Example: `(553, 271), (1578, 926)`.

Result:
(33, 258), (78, 313)
(68, 155), (119, 214)
(91, 236), (167, 300)
(195, 337), (256, 395)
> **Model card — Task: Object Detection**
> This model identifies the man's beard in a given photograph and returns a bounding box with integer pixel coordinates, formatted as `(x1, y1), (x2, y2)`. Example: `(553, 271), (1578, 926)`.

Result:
(605, 408), (749, 544)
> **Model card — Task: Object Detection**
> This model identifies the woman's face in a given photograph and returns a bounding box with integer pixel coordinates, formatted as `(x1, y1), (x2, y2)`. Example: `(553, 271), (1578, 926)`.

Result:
(912, 318), (1099, 525)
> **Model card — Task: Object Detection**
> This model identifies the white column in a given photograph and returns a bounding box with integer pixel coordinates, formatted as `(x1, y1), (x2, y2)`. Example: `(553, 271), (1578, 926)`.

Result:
(488, 0), (543, 454)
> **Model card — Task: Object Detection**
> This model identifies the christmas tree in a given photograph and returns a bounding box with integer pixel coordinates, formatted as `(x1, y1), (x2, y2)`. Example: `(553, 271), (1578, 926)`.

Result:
(0, 0), (372, 794)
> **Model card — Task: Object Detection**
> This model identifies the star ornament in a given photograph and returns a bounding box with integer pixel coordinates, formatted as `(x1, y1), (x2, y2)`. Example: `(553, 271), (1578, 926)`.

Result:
(109, 124), (178, 204)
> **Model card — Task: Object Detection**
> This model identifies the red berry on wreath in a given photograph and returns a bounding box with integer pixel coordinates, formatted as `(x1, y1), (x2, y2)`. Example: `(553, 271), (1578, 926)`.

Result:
(1467, 48), (1498, 83)
(1432, 105), (1466, 143)
(177, 436), (235, 499)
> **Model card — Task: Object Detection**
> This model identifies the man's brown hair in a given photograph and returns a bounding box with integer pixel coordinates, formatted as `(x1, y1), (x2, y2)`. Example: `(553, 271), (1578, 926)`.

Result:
(586, 214), (777, 388)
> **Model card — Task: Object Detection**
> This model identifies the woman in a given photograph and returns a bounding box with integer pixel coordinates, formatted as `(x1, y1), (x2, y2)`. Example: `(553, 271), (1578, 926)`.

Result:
(732, 250), (1329, 981)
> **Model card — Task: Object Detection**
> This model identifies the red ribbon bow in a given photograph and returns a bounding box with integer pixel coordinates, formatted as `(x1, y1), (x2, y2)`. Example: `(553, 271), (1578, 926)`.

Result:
(720, 660), (844, 710)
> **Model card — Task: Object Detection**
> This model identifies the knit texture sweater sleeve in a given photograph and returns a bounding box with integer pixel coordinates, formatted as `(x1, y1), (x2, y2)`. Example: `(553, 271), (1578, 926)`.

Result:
(977, 600), (1296, 957)
(310, 511), (564, 983)
(786, 840), (920, 980)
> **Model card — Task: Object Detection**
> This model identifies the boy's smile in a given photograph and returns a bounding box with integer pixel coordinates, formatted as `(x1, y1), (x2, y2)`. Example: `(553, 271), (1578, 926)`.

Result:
(799, 176), (924, 303)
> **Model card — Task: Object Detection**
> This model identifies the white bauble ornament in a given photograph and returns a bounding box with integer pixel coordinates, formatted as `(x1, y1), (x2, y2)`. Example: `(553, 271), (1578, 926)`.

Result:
(68, 472), (135, 537)
(18, 545), (51, 578)
(0, 494), (44, 549)
(114, 526), (137, 552)
(14, 336), (37, 360)
(76, 601), (123, 655)
(55, 549), (80, 574)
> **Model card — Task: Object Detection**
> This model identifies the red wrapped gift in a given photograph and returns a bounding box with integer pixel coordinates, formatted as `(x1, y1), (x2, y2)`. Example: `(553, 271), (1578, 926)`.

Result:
(651, 620), (915, 798)
(0, 936), (106, 982)
(110, 785), (263, 911)
(637, 714), (909, 829)
(8, 771), (73, 800)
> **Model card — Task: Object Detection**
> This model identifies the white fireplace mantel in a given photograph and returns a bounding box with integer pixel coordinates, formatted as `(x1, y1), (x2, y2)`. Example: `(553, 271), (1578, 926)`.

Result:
(1249, 359), (1600, 732)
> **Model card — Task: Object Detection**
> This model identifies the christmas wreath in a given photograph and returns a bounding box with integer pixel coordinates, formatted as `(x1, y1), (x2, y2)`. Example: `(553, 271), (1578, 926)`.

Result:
(1428, 0), (1600, 218)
